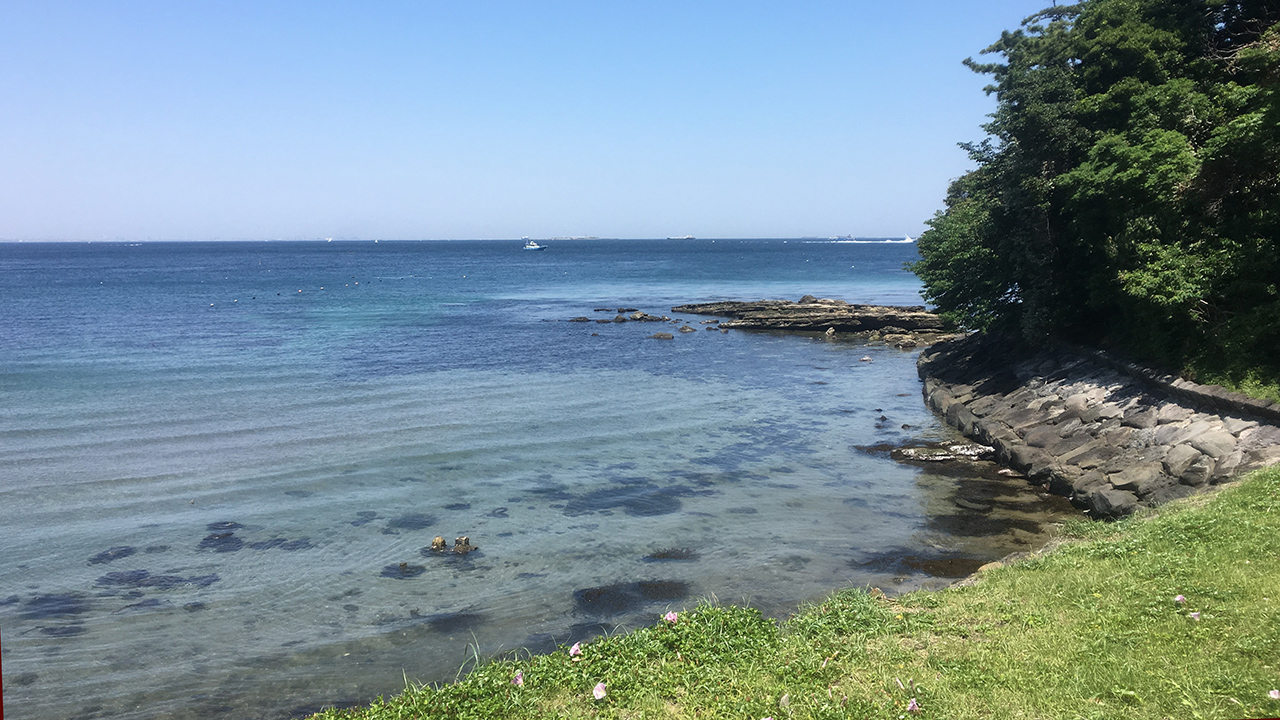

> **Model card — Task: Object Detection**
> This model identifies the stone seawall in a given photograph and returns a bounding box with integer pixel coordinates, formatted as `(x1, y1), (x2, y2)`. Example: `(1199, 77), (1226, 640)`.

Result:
(918, 334), (1280, 518)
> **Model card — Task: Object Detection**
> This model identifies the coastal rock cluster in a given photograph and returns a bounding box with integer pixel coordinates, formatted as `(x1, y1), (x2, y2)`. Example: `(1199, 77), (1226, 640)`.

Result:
(672, 296), (959, 348)
(919, 334), (1280, 517)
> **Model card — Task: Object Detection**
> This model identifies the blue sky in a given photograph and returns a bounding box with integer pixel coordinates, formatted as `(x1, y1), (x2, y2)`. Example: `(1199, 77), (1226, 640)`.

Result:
(0, 1), (1048, 241)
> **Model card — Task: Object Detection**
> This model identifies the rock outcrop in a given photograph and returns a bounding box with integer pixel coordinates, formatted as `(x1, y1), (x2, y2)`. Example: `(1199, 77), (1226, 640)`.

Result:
(672, 296), (959, 347)
(918, 334), (1280, 518)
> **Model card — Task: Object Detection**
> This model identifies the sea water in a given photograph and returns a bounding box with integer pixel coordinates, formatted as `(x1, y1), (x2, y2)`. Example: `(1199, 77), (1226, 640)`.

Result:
(0, 240), (1070, 719)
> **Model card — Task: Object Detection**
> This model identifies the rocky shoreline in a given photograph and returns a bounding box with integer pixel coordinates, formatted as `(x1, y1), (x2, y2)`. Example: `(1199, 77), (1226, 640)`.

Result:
(673, 296), (960, 348)
(918, 333), (1280, 517)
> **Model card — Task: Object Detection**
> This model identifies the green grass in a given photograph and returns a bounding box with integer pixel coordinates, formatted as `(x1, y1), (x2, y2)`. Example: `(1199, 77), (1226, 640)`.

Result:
(312, 466), (1280, 719)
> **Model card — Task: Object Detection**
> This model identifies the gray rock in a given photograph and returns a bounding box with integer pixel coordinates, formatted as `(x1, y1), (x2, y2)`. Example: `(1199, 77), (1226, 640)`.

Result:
(1179, 455), (1215, 486)
(1063, 393), (1090, 413)
(1071, 470), (1108, 495)
(1239, 424), (1280, 451)
(1212, 450), (1245, 482)
(650, 333), (674, 340)
(1222, 417), (1258, 435)
(1190, 428), (1237, 459)
(1100, 426), (1135, 448)
(1008, 445), (1051, 474)
(1122, 408), (1158, 429)
(1162, 444), (1203, 478)
(1048, 432), (1095, 457)
(678, 325), (697, 333)
(1089, 487), (1139, 517)
(1146, 483), (1197, 505)
(1024, 425), (1060, 449)
(1157, 404), (1194, 425)
(1109, 463), (1165, 494)
(1096, 404), (1125, 421)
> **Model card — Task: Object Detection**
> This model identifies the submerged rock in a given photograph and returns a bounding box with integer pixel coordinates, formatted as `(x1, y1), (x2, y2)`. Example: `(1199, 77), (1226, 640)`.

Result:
(89, 546), (137, 565)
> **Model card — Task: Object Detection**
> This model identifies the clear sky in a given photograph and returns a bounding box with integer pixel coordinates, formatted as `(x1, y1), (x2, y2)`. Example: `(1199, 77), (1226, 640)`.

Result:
(0, 1), (1048, 241)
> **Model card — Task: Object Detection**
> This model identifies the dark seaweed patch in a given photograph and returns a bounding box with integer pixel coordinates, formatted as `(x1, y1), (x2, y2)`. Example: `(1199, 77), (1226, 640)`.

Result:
(443, 503), (471, 511)
(516, 572), (547, 579)
(929, 513), (1042, 537)
(527, 486), (574, 502)
(644, 548), (699, 562)
(248, 537), (314, 551)
(486, 507), (509, 518)
(10, 672), (38, 687)
(385, 513), (436, 531)
(903, 556), (987, 577)
(351, 511), (378, 527)
(22, 594), (89, 620)
(726, 506), (758, 514)
(380, 563), (426, 579)
(118, 598), (164, 613)
(564, 483), (707, 518)
(206, 521), (244, 532)
(284, 490), (314, 498)
(144, 545), (170, 553)
(184, 602), (207, 612)
(855, 551), (988, 578)
(424, 611), (486, 633)
(96, 570), (220, 590)
(573, 580), (690, 616)
(199, 532), (244, 552)
(343, 604), (359, 612)
(0, 594), (20, 607)
(40, 625), (86, 637)
(89, 546), (136, 565)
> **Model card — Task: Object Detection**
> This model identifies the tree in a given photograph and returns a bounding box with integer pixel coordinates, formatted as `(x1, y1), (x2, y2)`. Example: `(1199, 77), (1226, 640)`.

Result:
(914, 0), (1280, 383)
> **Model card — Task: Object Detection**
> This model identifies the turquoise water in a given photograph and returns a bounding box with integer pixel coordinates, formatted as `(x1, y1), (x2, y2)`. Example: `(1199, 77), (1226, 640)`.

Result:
(0, 239), (1066, 719)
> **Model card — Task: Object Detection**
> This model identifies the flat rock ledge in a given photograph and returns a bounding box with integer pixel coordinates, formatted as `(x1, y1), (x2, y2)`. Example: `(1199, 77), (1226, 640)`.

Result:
(673, 296), (960, 348)
(919, 333), (1280, 518)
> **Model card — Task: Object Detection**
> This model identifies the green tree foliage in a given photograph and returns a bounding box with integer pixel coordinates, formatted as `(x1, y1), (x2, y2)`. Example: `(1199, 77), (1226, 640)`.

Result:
(914, 0), (1280, 384)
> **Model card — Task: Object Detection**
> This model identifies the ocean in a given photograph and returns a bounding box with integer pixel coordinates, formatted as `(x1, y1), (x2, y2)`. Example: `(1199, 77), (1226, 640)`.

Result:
(0, 239), (1070, 719)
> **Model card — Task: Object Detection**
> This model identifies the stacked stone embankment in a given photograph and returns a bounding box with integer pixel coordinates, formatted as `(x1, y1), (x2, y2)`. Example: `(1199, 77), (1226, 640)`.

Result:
(919, 334), (1280, 518)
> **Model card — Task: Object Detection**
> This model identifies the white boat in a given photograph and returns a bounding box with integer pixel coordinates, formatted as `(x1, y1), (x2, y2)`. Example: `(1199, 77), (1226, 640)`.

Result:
(522, 239), (547, 251)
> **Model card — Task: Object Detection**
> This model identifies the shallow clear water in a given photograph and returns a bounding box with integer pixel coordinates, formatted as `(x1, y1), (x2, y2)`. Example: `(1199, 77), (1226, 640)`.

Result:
(0, 239), (1070, 719)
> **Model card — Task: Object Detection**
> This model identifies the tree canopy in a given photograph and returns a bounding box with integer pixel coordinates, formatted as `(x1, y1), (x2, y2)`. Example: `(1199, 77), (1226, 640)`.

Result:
(913, 0), (1280, 389)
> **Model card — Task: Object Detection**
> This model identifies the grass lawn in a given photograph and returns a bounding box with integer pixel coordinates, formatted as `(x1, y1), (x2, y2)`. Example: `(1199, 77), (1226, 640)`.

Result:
(312, 466), (1280, 719)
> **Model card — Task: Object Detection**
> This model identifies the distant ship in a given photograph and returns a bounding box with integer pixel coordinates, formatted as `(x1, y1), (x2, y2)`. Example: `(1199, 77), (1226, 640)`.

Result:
(666, 235), (695, 240)
(522, 238), (547, 251)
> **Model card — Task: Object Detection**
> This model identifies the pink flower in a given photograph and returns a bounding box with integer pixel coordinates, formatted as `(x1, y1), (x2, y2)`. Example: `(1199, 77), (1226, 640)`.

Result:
(511, 671), (523, 687)
(664, 611), (678, 623)
(593, 682), (607, 700)
(1189, 611), (1201, 621)
(569, 642), (582, 656)
(1268, 689), (1279, 700)
(1174, 594), (1186, 604)
(907, 697), (921, 713)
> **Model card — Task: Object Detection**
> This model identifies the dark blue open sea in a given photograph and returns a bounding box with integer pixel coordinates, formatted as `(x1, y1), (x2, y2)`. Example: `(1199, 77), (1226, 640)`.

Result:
(0, 239), (1070, 719)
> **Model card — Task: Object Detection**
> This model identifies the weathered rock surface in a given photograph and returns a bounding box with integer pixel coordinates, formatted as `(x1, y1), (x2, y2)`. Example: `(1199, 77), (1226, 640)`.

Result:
(671, 296), (959, 347)
(919, 334), (1280, 518)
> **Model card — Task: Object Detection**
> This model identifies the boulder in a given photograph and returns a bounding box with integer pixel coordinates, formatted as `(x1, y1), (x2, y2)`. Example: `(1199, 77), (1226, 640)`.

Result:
(1179, 455), (1215, 486)
(1162, 444), (1203, 478)
(1109, 463), (1166, 494)
(1088, 487), (1139, 518)
(1190, 428), (1237, 459)
(650, 333), (674, 340)
(1122, 407), (1158, 430)
(1157, 404), (1194, 424)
